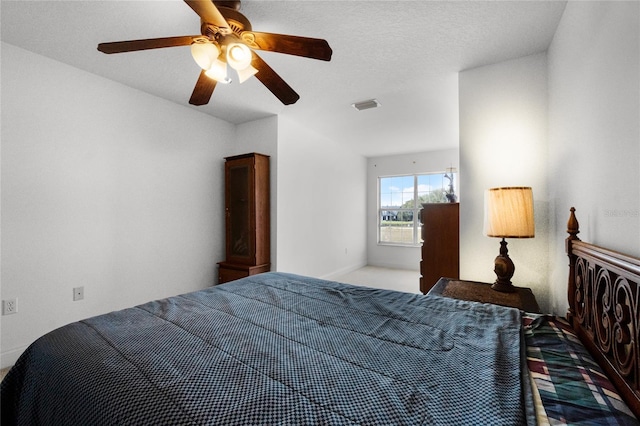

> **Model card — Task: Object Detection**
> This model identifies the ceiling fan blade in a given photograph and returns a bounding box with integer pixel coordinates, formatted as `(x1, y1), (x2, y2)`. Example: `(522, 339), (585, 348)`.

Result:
(98, 36), (200, 54)
(189, 70), (217, 106)
(251, 53), (299, 105)
(184, 0), (231, 34)
(241, 32), (332, 61)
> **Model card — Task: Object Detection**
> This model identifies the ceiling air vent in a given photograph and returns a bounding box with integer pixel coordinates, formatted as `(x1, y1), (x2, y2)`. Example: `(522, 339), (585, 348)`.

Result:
(352, 99), (380, 111)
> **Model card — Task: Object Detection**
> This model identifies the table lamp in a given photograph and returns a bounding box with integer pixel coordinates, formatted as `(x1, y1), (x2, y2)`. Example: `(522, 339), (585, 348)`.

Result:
(483, 187), (535, 292)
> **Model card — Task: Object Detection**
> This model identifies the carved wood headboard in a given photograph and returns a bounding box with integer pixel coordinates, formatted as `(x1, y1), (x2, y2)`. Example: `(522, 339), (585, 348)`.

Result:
(565, 207), (640, 417)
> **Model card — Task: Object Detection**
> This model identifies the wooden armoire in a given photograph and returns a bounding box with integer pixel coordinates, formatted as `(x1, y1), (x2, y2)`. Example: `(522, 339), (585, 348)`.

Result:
(420, 203), (459, 294)
(218, 153), (271, 284)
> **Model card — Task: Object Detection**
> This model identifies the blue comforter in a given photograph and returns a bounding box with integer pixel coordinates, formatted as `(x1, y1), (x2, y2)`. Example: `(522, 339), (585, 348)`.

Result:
(2, 272), (528, 425)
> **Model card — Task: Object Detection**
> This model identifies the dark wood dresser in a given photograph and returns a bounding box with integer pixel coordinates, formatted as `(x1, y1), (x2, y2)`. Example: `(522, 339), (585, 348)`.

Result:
(420, 203), (459, 294)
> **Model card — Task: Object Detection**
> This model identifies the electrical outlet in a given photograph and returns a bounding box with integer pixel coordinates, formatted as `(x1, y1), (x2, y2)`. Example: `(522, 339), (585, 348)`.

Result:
(73, 287), (84, 301)
(2, 298), (18, 315)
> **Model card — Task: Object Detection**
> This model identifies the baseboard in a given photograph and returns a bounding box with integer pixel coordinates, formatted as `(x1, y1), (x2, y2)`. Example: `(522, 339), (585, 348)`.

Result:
(2, 346), (27, 369)
(320, 262), (367, 281)
(366, 261), (420, 272)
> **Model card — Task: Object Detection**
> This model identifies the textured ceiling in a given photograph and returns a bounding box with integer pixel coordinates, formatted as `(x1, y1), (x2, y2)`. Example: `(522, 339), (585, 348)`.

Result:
(1, 0), (567, 157)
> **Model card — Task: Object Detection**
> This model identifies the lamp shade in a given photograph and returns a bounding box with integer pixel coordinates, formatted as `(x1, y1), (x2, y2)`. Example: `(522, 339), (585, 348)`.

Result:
(236, 64), (258, 83)
(226, 43), (252, 71)
(484, 187), (535, 238)
(191, 42), (220, 71)
(205, 59), (232, 84)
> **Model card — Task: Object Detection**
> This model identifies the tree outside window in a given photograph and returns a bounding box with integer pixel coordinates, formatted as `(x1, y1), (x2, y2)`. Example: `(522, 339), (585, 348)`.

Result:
(378, 172), (456, 245)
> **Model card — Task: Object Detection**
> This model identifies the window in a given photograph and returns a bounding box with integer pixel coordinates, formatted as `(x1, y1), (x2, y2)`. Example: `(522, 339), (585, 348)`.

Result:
(378, 172), (457, 245)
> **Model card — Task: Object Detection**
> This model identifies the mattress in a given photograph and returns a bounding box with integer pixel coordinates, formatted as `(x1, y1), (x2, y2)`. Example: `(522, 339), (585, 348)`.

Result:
(2, 272), (528, 425)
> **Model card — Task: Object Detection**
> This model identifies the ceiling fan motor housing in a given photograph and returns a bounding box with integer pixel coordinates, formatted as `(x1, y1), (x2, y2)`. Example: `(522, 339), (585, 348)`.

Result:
(200, 1), (250, 39)
(216, 5), (251, 34)
(213, 1), (241, 11)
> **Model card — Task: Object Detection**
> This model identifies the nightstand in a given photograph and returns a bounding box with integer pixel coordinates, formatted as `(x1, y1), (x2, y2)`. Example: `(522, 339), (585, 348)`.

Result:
(428, 277), (541, 313)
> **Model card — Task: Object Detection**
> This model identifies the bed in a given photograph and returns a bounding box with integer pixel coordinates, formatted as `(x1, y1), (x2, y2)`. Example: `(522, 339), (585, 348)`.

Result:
(1, 208), (639, 425)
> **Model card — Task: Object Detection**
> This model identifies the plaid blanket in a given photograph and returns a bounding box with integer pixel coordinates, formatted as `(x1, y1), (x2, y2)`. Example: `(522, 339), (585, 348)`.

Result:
(524, 314), (638, 425)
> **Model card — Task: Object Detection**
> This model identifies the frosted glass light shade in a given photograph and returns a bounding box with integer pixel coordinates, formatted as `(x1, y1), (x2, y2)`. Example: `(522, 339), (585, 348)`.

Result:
(191, 42), (220, 71)
(205, 59), (232, 84)
(226, 43), (252, 71)
(484, 187), (535, 238)
(236, 64), (258, 83)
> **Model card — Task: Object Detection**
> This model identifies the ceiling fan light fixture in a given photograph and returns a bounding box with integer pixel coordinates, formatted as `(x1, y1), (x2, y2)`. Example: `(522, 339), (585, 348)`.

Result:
(226, 43), (252, 71)
(205, 59), (232, 84)
(352, 99), (381, 111)
(97, 0), (333, 106)
(236, 64), (258, 84)
(191, 41), (221, 70)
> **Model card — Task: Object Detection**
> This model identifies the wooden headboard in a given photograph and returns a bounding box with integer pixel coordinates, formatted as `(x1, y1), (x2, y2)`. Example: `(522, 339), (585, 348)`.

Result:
(566, 207), (640, 417)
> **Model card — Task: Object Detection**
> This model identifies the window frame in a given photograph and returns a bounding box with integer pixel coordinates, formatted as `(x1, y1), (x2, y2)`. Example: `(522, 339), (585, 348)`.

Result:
(377, 171), (456, 247)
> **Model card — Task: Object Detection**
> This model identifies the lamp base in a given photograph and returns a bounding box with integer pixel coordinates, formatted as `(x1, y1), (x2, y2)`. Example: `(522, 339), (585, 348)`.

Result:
(492, 238), (516, 293)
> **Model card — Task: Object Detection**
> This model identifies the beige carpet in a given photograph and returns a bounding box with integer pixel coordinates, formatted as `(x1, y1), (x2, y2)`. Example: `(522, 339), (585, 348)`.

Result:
(334, 266), (421, 294)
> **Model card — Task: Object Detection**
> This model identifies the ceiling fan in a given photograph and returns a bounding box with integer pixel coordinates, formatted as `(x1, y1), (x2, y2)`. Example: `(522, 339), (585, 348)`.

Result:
(97, 0), (332, 106)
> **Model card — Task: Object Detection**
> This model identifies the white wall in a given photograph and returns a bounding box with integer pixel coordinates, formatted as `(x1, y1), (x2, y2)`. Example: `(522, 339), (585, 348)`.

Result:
(366, 149), (459, 271)
(275, 115), (367, 279)
(0, 43), (236, 367)
(459, 53), (550, 311)
(547, 1), (640, 314)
